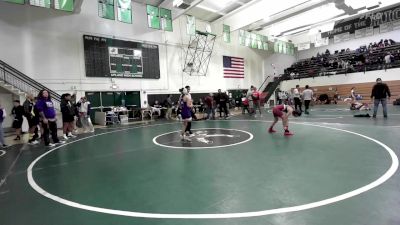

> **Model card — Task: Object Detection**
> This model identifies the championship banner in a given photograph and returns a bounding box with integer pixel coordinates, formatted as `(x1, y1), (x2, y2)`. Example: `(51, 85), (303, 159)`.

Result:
(186, 15), (196, 35)
(297, 42), (311, 51)
(322, 3), (400, 38)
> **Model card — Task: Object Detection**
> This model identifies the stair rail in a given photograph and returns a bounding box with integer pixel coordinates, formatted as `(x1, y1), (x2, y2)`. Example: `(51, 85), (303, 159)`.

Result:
(0, 60), (61, 109)
(258, 76), (270, 91)
(261, 74), (289, 103)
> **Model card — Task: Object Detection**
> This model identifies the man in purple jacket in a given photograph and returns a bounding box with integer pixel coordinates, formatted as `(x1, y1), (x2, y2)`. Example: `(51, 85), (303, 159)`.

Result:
(36, 90), (64, 147)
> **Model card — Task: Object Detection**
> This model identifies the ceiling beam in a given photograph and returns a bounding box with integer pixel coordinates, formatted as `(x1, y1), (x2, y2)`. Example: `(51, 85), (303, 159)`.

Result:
(159, 0), (206, 21)
(157, 0), (165, 7)
(255, 0), (331, 31)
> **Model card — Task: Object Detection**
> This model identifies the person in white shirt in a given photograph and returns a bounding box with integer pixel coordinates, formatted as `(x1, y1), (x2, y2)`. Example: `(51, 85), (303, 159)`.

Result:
(350, 87), (356, 101)
(302, 85), (313, 114)
(384, 52), (394, 68)
(78, 97), (94, 133)
(246, 86), (255, 114)
(293, 85), (302, 112)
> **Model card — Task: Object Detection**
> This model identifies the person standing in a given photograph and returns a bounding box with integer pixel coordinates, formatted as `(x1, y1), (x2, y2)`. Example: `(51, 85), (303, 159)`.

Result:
(293, 85), (302, 111)
(371, 78), (391, 118)
(77, 97), (94, 133)
(350, 87), (356, 101)
(302, 85), (313, 115)
(180, 88), (193, 142)
(252, 86), (262, 115)
(184, 85), (194, 136)
(61, 93), (76, 140)
(241, 91), (250, 114)
(204, 93), (215, 120)
(23, 94), (39, 144)
(11, 100), (24, 141)
(217, 89), (229, 118)
(165, 94), (173, 120)
(0, 103), (8, 148)
(246, 86), (255, 114)
(36, 90), (64, 147)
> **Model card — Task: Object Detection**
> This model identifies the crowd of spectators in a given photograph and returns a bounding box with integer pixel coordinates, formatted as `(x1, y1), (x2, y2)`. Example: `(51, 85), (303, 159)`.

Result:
(285, 39), (400, 80)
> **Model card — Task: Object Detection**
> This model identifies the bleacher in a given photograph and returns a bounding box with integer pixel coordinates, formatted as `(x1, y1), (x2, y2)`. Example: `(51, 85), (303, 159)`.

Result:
(295, 80), (400, 104)
(285, 42), (400, 80)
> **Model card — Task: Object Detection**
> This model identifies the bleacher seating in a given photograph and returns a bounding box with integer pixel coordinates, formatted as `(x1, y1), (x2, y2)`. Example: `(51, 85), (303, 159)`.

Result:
(285, 41), (400, 80)
(295, 80), (400, 104)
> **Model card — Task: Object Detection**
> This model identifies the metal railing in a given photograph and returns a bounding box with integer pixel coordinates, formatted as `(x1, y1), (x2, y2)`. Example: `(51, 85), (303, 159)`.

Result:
(0, 60), (61, 109)
(258, 76), (270, 91)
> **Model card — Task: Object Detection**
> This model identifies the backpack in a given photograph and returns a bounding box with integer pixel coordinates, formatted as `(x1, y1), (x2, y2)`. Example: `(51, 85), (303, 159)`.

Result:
(354, 113), (371, 117)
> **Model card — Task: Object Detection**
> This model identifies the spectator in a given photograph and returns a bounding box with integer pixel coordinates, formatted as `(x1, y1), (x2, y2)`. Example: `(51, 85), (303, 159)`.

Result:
(11, 100), (24, 141)
(216, 89), (229, 118)
(77, 97), (94, 133)
(204, 93), (215, 120)
(350, 87), (356, 101)
(384, 52), (394, 68)
(290, 71), (295, 79)
(36, 90), (64, 147)
(252, 86), (262, 116)
(293, 85), (302, 111)
(371, 78), (391, 118)
(302, 85), (313, 115)
(60, 93), (76, 140)
(0, 103), (8, 148)
(346, 48), (351, 52)
(384, 39), (390, 46)
(325, 49), (330, 55)
(23, 94), (39, 144)
(165, 94), (173, 120)
(241, 91), (250, 115)
(246, 86), (255, 114)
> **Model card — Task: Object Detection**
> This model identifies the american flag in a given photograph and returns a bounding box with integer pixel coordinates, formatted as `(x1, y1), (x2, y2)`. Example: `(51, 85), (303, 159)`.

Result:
(223, 56), (244, 78)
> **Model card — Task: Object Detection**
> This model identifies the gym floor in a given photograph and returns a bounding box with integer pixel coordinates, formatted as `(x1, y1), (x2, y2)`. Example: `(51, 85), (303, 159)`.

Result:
(1, 105), (399, 225)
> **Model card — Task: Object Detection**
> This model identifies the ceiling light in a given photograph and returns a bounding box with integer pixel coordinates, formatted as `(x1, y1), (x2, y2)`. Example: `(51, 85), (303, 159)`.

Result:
(267, 3), (344, 36)
(283, 26), (312, 36)
(344, 0), (380, 9)
(213, 0), (235, 8)
(196, 4), (220, 13)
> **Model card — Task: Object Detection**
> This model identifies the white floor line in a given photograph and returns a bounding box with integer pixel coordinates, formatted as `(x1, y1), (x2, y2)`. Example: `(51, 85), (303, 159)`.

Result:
(26, 120), (399, 219)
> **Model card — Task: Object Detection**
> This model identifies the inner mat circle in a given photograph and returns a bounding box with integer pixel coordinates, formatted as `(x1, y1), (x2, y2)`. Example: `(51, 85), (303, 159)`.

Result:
(153, 128), (253, 149)
(28, 121), (398, 219)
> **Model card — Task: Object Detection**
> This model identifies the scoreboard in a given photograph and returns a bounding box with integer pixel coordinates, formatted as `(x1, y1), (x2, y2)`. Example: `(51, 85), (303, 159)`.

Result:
(83, 35), (160, 79)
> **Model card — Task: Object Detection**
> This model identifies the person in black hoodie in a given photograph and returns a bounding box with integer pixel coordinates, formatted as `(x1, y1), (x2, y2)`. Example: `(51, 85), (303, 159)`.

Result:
(216, 89), (229, 119)
(11, 100), (24, 141)
(371, 78), (391, 118)
(61, 93), (76, 140)
(23, 94), (40, 144)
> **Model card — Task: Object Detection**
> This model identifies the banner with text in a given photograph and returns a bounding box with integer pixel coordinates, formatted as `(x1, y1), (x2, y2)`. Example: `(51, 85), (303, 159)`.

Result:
(322, 4), (400, 39)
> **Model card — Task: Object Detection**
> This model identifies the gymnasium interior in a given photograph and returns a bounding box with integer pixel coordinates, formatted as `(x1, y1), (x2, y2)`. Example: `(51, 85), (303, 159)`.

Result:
(0, 0), (400, 225)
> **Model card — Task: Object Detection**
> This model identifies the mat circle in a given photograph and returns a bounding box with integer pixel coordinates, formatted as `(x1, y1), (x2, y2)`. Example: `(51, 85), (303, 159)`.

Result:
(153, 128), (253, 149)
(27, 121), (399, 219)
